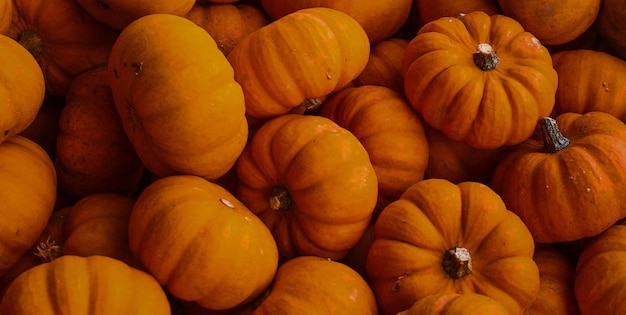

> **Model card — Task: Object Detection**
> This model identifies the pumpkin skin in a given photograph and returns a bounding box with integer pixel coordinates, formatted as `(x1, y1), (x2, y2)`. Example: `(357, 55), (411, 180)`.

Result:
(366, 179), (539, 315)
(575, 222), (626, 314)
(56, 65), (145, 202)
(416, 0), (502, 24)
(0, 135), (57, 277)
(320, 85), (429, 209)
(236, 114), (378, 261)
(128, 175), (278, 310)
(0, 255), (170, 314)
(597, 0), (626, 60)
(397, 292), (510, 315)
(497, 0), (600, 46)
(491, 112), (626, 243)
(402, 11), (558, 149)
(0, 34), (45, 144)
(75, 0), (195, 30)
(6, 0), (118, 99)
(241, 256), (378, 315)
(550, 49), (626, 121)
(108, 13), (248, 181)
(18, 96), (63, 159)
(350, 38), (408, 95)
(185, 2), (270, 56)
(227, 7), (370, 124)
(0, 0), (12, 34)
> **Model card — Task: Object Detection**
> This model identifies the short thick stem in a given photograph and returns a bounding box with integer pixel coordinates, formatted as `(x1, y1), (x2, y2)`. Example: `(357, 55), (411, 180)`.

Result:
(442, 246), (472, 279)
(473, 43), (499, 71)
(538, 116), (570, 153)
(269, 186), (292, 211)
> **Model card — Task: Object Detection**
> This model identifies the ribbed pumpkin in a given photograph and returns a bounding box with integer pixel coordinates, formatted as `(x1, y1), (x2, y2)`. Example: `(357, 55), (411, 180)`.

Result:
(350, 38), (408, 94)
(227, 7), (370, 125)
(491, 112), (626, 243)
(128, 175), (278, 311)
(397, 292), (510, 315)
(0, 0), (12, 34)
(0, 255), (170, 314)
(108, 13), (248, 181)
(597, 0), (626, 60)
(366, 179), (539, 315)
(402, 11), (557, 149)
(236, 114), (378, 261)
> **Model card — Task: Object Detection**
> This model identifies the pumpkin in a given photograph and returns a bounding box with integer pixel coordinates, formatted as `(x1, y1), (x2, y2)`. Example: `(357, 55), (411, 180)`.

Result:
(397, 292), (510, 315)
(596, 0), (626, 60)
(259, 0), (412, 44)
(491, 112), (626, 243)
(227, 7), (370, 125)
(236, 114), (378, 261)
(402, 11), (558, 149)
(56, 64), (145, 202)
(128, 175), (278, 310)
(349, 38), (409, 95)
(241, 256), (378, 314)
(575, 221), (626, 314)
(0, 255), (170, 314)
(6, 0), (118, 99)
(75, 0), (195, 30)
(526, 244), (580, 315)
(320, 85), (429, 209)
(0, 0), (12, 34)
(0, 135), (57, 277)
(185, 2), (270, 56)
(108, 13), (248, 181)
(550, 49), (626, 121)
(63, 193), (141, 269)
(366, 179), (539, 315)
(496, 0), (600, 46)
(0, 34), (45, 144)
(416, 0), (502, 24)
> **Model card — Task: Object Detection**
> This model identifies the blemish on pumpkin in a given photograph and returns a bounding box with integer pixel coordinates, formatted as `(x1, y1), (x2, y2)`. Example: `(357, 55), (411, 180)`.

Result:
(132, 62), (143, 75)
(392, 273), (410, 292)
(602, 82), (610, 92)
(220, 198), (235, 209)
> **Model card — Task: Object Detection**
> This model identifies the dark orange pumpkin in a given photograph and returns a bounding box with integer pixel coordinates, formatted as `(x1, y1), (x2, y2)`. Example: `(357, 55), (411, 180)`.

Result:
(416, 0), (502, 24)
(397, 292), (510, 315)
(402, 11), (558, 149)
(491, 112), (626, 243)
(350, 38), (409, 95)
(596, 0), (626, 60)
(0, 0), (12, 34)
(75, 0), (195, 30)
(236, 114), (378, 261)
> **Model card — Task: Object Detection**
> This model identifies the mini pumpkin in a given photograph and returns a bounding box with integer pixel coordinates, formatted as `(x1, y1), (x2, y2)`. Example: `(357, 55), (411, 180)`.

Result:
(596, 0), (626, 60)
(416, 0), (503, 24)
(349, 38), (409, 94)
(75, 0), (195, 30)
(402, 11), (557, 149)
(366, 178), (539, 315)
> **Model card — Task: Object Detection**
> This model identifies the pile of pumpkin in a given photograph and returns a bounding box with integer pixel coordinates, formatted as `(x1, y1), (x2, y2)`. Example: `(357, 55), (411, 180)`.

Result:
(0, 0), (625, 314)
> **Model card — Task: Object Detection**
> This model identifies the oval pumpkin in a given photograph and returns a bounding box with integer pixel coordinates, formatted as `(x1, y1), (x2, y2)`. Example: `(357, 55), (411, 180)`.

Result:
(108, 13), (248, 180)
(402, 11), (557, 149)
(236, 114), (378, 261)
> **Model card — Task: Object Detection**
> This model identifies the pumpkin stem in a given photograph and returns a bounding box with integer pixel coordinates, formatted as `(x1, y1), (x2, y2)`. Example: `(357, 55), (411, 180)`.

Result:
(17, 29), (45, 58)
(473, 43), (499, 71)
(33, 236), (62, 263)
(442, 246), (472, 279)
(538, 116), (570, 153)
(270, 186), (292, 211)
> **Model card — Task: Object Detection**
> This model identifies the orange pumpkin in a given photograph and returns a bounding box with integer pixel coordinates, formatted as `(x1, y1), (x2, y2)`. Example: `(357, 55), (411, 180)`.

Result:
(397, 292), (510, 315)
(241, 256), (378, 314)
(0, 34), (45, 144)
(597, 0), (626, 60)
(236, 114), (378, 261)
(416, 0), (502, 24)
(0, 255), (170, 314)
(402, 11), (557, 149)
(108, 13), (248, 181)
(350, 38), (409, 94)
(185, 2), (270, 56)
(550, 49), (626, 121)
(491, 112), (626, 243)
(75, 0), (195, 30)
(128, 175), (278, 311)
(320, 85), (429, 209)
(56, 65), (145, 202)
(227, 7), (370, 124)
(6, 0), (118, 99)
(0, 135), (56, 277)
(366, 179), (539, 315)
(0, 0), (12, 34)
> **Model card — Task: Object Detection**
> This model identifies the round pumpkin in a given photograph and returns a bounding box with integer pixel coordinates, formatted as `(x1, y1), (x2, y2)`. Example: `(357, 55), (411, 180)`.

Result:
(320, 85), (429, 209)
(402, 11), (558, 149)
(0, 34), (45, 144)
(596, 0), (626, 60)
(6, 0), (118, 99)
(550, 49), (626, 121)
(491, 112), (626, 243)
(496, 0), (600, 46)
(0, 135), (57, 277)
(0, 255), (170, 314)
(236, 114), (378, 261)
(75, 0), (195, 30)
(227, 7), (370, 125)
(108, 13), (248, 181)
(366, 178), (539, 315)
(56, 64), (145, 202)
(397, 292), (510, 315)
(259, 0), (412, 44)
(350, 38), (409, 94)
(128, 175), (278, 311)
(241, 256), (378, 314)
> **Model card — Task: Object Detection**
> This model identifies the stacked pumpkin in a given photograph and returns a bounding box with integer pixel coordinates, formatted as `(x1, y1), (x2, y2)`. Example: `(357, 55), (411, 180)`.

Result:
(0, 0), (625, 314)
